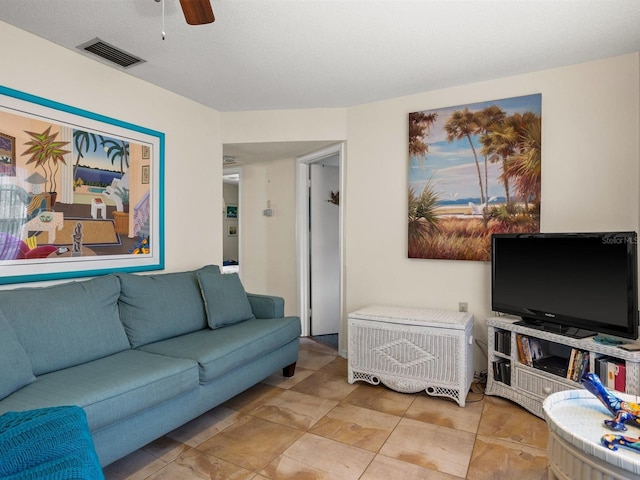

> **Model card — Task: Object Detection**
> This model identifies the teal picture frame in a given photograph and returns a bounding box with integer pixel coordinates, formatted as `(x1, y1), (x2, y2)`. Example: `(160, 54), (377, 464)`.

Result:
(0, 85), (164, 284)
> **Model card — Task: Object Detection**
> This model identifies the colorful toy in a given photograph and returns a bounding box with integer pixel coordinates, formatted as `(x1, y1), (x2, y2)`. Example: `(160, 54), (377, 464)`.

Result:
(581, 372), (640, 432)
(602, 433), (640, 452)
(581, 372), (640, 453)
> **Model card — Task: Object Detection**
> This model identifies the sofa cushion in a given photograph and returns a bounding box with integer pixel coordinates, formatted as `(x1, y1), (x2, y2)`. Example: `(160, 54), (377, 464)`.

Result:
(197, 271), (255, 329)
(0, 309), (35, 401)
(139, 316), (301, 384)
(0, 275), (129, 376)
(0, 350), (199, 433)
(117, 265), (219, 348)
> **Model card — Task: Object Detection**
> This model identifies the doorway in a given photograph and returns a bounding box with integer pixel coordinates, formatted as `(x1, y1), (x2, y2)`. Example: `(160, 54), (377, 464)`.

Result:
(222, 168), (241, 275)
(296, 144), (345, 354)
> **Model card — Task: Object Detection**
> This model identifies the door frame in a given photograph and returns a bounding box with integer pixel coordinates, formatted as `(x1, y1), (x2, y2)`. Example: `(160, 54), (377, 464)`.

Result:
(296, 143), (345, 354)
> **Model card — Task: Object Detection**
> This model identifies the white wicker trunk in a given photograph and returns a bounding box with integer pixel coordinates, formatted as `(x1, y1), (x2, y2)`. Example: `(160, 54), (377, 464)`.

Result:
(347, 305), (474, 406)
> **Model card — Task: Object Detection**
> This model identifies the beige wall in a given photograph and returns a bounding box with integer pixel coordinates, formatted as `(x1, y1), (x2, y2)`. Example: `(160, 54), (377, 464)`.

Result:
(0, 21), (223, 285)
(346, 53), (639, 368)
(238, 158), (300, 316)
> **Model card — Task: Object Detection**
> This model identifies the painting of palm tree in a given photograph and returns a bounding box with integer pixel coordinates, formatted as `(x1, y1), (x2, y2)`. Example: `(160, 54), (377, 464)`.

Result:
(408, 94), (541, 261)
(73, 130), (105, 180)
(101, 138), (130, 175)
(22, 126), (71, 197)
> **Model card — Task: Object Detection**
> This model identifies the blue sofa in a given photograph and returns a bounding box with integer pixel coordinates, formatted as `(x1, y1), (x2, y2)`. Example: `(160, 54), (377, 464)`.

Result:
(0, 265), (301, 467)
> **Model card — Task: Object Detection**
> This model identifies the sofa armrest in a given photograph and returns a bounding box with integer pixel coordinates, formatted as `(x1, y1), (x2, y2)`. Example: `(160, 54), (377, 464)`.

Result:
(246, 293), (284, 319)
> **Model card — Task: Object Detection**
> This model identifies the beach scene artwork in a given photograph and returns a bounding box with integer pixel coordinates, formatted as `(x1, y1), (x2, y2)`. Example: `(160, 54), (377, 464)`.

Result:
(0, 86), (163, 284)
(408, 94), (541, 261)
(0, 107), (152, 261)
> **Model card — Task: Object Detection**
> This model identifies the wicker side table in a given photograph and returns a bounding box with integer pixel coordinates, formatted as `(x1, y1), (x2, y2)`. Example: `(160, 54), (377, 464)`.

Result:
(543, 390), (640, 479)
(347, 305), (474, 407)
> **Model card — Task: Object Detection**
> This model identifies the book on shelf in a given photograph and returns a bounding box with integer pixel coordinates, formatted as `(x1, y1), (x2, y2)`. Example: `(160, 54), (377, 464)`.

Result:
(528, 337), (546, 362)
(595, 356), (608, 382)
(515, 334), (526, 364)
(566, 348), (589, 382)
(607, 359), (626, 392)
(494, 330), (511, 356)
(516, 334), (533, 367)
(615, 362), (626, 392)
(595, 356), (626, 392)
(607, 361), (617, 389)
(503, 361), (511, 386)
(567, 348), (577, 379)
(492, 358), (511, 386)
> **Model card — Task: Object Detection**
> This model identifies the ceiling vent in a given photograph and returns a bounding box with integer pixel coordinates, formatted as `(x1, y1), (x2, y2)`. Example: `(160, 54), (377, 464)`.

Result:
(77, 38), (145, 69)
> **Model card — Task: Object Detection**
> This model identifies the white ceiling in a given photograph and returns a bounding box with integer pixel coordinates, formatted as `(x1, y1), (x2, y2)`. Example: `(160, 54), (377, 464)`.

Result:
(2, 1), (638, 164)
(1, 0), (639, 113)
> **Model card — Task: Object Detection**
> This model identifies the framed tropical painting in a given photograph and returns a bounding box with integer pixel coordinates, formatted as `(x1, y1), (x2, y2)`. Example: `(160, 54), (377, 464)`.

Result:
(0, 85), (164, 284)
(226, 205), (237, 219)
(408, 94), (541, 261)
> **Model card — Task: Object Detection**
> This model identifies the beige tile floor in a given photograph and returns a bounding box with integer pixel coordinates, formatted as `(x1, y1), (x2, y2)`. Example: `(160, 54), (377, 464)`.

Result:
(103, 338), (549, 480)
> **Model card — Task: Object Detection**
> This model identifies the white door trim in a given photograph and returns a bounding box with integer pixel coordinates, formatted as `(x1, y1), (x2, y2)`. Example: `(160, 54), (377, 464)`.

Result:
(296, 143), (345, 355)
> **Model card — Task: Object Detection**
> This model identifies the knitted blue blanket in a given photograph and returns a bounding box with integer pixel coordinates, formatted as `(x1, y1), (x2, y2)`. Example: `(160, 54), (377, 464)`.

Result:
(0, 406), (103, 480)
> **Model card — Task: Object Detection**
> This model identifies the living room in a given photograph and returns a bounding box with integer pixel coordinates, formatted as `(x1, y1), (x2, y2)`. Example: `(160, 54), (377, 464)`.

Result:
(0, 1), (639, 479)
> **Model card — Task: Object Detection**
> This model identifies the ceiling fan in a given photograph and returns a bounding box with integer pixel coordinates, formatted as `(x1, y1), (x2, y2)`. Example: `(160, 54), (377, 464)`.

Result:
(155, 0), (215, 25)
(179, 0), (215, 25)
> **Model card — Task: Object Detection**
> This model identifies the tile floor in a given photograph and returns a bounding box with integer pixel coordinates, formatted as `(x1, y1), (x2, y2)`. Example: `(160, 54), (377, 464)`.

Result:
(103, 338), (549, 480)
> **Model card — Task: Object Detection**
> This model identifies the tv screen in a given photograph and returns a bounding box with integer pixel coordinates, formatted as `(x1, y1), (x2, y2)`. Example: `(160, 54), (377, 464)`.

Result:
(491, 232), (639, 340)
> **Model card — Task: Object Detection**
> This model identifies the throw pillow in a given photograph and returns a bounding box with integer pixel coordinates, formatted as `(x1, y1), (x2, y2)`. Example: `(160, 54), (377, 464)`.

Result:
(197, 271), (255, 329)
(117, 267), (211, 348)
(0, 309), (35, 401)
(0, 275), (129, 376)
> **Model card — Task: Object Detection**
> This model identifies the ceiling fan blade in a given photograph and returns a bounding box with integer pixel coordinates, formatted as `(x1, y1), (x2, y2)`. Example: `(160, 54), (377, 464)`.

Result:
(179, 0), (215, 25)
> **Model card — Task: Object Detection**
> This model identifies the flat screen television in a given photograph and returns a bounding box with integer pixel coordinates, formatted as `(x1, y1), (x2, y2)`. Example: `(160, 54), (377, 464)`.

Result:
(491, 232), (639, 340)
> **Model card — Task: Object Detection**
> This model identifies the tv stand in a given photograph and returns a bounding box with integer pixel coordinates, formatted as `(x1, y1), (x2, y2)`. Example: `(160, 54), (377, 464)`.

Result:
(487, 316), (640, 418)
(515, 319), (596, 339)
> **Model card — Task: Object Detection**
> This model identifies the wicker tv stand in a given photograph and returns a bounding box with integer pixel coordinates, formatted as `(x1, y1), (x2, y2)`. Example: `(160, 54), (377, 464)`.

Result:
(487, 316), (640, 418)
(347, 305), (474, 407)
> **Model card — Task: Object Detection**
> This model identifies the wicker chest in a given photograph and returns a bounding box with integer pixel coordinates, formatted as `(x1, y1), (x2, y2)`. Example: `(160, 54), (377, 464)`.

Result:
(348, 305), (474, 406)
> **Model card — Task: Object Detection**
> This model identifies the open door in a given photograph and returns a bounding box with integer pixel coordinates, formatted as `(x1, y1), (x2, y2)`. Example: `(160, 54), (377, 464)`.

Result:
(309, 160), (340, 335)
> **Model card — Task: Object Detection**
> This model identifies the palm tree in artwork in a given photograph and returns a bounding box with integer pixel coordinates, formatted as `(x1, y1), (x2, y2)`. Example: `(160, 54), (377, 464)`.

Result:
(73, 130), (105, 180)
(102, 139), (130, 175)
(444, 108), (485, 204)
(508, 112), (541, 208)
(481, 120), (517, 205)
(476, 105), (506, 201)
(22, 126), (70, 195)
(408, 181), (440, 254)
(408, 111), (440, 249)
(409, 111), (438, 158)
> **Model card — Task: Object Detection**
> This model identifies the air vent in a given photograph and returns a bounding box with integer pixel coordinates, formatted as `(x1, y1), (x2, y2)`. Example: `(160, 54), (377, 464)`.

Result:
(77, 38), (145, 69)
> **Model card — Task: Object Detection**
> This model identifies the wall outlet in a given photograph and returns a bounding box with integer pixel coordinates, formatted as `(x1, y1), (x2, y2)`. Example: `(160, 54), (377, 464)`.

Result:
(458, 302), (468, 313)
